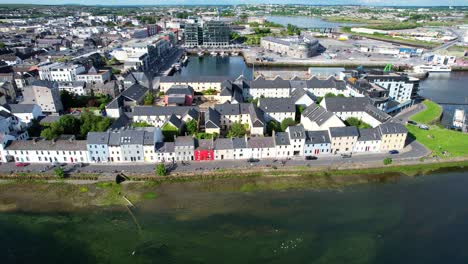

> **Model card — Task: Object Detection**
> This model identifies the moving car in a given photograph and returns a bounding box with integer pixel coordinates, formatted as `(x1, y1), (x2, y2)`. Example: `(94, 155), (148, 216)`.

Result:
(341, 154), (352, 158)
(247, 158), (260, 163)
(389, 150), (399, 155)
(305, 156), (318, 160)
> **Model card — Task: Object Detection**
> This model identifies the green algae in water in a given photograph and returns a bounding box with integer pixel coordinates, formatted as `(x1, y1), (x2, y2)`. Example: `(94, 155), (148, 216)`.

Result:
(1, 170), (468, 263)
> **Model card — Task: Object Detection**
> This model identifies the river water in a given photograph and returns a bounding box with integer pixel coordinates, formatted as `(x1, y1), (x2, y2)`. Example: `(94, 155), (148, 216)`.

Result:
(1, 169), (468, 263)
(177, 56), (468, 125)
(1, 59), (467, 263)
(265, 16), (355, 29)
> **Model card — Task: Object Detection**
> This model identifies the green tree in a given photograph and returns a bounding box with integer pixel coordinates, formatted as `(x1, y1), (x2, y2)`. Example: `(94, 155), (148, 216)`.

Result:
(143, 93), (154, 105)
(54, 167), (65, 178)
(40, 127), (58, 140)
(345, 117), (372, 129)
(383, 157), (393, 165)
(58, 115), (80, 135)
(281, 118), (296, 132)
(185, 119), (198, 135)
(316, 96), (324, 104)
(27, 119), (42, 137)
(286, 24), (301, 35)
(247, 98), (259, 106)
(267, 120), (282, 135)
(161, 123), (178, 142)
(226, 122), (247, 138)
(296, 105), (305, 122)
(132, 121), (153, 127)
(79, 110), (112, 138)
(0, 42), (5, 49)
(60, 90), (74, 111)
(156, 163), (166, 176)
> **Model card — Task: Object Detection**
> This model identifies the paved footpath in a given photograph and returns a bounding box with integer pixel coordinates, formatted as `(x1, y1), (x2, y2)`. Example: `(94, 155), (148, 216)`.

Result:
(0, 103), (432, 178)
(0, 140), (430, 177)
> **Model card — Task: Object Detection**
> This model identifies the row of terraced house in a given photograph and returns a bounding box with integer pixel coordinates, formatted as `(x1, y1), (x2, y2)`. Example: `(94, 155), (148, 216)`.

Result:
(1, 120), (407, 164)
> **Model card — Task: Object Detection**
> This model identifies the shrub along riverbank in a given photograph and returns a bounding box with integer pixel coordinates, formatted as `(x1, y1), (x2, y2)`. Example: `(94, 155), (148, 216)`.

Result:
(0, 160), (467, 210)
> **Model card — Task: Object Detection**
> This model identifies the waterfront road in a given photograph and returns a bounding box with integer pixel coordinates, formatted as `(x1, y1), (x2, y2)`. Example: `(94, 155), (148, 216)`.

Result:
(0, 140), (429, 176)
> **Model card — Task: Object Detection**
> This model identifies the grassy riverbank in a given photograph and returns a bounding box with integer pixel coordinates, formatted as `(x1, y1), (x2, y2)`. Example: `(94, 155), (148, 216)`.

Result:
(406, 100), (468, 158)
(410, 100), (443, 124)
(0, 160), (467, 210)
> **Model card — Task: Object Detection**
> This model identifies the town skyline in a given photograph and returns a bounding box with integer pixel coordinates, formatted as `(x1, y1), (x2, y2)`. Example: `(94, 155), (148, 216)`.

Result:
(1, 0), (467, 7)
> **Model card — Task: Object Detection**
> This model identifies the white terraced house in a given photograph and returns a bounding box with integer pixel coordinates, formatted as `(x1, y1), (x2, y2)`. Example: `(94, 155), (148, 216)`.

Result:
(244, 76), (291, 99)
(132, 106), (199, 128)
(258, 98), (296, 123)
(3, 138), (89, 164)
(304, 130), (331, 156)
(321, 97), (391, 128)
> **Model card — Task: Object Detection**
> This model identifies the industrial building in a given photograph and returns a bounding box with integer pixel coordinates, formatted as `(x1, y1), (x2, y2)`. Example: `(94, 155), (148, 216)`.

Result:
(260, 35), (320, 58)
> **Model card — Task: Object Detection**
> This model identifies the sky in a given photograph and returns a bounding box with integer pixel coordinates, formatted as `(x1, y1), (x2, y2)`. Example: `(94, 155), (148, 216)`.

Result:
(1, 0), (467, 6)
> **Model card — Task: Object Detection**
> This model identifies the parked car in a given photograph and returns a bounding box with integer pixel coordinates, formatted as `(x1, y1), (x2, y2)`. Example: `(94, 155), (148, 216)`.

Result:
(407, 120), (418, 125)
(341, 154), (352, 158)
(15, 162), (29, 167)
(389, 150), (399, 155)
(419, 124), (429, 130)
(305, 156), (318, 160)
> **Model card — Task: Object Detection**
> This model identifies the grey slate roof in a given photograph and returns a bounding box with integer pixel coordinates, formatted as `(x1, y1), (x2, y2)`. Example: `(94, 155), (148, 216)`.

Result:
(323, 97), (391, 123)
(166, 114), (182, 129)
(287, 125), (306, 139)
(108, 132), (121, 146)
(250, 77), (290, 89)
(160, 76), (230, 83)
(31, 79), (56, 89)
(214, 138), (234, 150)
(166, 85), (194, 95)
(379, 122), (408, 135)
(106, 96), (124, 109)
(291, 87), (312, 103)
(306, 76), (346, 90)
(247, 136), (275, 148)
(174, 136), (194, 147)
(155, 142), (175, 153)
(215, 103), (241, 115)
(167, 95), (186, 104)
(5, 104), (37, 113)
(39, 115), (61, 124)
(305, 130), (331, 144)
(275, 132), (291, 146)
(196, 139), (214, 150)
(259, 98), (295, 113)
(249, 103), (265, 127)
(133, 106), (199, 118)
(232, 137), (247, 149)
(205, 108), (221, 129)
(329, 126), (359, 138)
(358, 128), (381, 141)
(87, 132), (109, 145)
(6, 139), (87, 151)
(302, 103), (336, 126)
(121, 83), (148, 102)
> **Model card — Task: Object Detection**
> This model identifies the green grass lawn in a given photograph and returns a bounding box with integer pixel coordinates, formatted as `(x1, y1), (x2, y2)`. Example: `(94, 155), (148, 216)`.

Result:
(410, 100), (443, 124)
(407, 100), (468, 157)
(407, 125), (468, 158)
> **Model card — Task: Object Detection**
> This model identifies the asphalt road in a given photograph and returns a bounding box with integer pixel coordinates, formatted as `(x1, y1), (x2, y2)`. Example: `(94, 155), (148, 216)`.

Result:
(0, 139), (429, 176)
